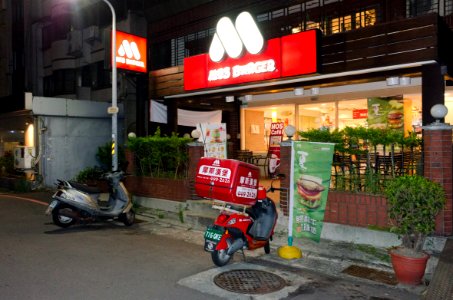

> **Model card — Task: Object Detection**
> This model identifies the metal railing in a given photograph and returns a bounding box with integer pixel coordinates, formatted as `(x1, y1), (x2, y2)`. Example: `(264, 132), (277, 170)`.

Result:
(331, 145), (423, 194)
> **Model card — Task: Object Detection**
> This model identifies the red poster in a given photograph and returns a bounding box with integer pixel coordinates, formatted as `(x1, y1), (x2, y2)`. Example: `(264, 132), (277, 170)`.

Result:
(353, 109), (368, 119)
(268, 122), (284, 176)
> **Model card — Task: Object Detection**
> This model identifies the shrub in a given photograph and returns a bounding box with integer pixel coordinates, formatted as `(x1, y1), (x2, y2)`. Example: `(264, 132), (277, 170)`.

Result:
(74, 166), (104, 183)
(0, 151), (15, 175)
(385, 175), (446, 253)
(96, 142), (127, 171)
(127, 130), (192, 179)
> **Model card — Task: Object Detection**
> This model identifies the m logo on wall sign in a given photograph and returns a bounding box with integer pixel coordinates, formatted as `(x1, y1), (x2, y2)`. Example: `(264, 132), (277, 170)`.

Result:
(115, 31), (147, 73)
(118, 40), (141, 60)
(209, 11), (264, 62)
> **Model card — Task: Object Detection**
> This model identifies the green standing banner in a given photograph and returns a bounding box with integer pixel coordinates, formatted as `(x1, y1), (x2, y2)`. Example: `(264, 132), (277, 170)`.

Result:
(291, 141), (335, 242)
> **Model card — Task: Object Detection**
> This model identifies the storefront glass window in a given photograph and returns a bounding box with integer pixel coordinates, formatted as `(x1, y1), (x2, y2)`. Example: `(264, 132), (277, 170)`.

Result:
(298, 102), (336, 131)
(243, 106), (294, 153)
(338, 99), (368, 129)
(241, 94), (426, 152)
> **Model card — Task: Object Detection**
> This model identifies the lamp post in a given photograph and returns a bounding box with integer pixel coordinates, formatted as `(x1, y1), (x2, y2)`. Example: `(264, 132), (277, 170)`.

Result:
(101, 0), (118, 171)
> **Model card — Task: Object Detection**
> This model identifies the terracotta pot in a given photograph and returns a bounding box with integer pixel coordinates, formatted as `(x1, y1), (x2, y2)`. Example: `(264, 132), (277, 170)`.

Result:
(390, 249), (429, 285)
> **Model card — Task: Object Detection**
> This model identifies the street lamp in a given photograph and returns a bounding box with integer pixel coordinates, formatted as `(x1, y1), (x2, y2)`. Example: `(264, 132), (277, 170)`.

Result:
(100, 0), (118, 171)
(71, 0), (118, 171)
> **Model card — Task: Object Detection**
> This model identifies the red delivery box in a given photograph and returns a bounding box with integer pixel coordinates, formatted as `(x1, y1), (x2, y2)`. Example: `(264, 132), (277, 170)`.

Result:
(195, 157), (260, 205)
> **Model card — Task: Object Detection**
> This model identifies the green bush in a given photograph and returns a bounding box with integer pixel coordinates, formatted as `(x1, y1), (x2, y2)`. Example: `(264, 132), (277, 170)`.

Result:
(299, 127), (423, 194)
(96, 142), (127, 171)
(127, 130), (192, 179)
(0, 151), (15, 174)
(385, 175), (446, 253)
(298, 126), (421, 154)
(74, 166), (104, 183)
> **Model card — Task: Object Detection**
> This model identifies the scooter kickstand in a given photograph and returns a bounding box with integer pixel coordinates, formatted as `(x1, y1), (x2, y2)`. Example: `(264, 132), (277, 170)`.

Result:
(241, 249), (246, 262)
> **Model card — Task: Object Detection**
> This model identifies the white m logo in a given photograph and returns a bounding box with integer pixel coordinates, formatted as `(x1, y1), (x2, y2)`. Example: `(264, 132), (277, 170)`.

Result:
(118, 40), (141, 60)
(209, 11), (264, 62)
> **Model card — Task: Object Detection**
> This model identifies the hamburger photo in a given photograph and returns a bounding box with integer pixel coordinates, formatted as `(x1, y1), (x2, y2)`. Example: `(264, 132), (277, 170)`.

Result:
(387, 110), (404, 129)
(296, 175), (325, 208)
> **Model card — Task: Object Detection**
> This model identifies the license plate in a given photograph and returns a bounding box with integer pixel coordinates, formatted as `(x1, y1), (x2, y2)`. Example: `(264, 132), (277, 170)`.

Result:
(204, 227), (223, 242)
(45, 200), (58, 215)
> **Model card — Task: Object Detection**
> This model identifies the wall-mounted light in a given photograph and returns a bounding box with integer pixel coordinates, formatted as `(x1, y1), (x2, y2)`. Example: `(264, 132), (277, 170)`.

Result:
(271, 110), (277, 122)
(225, 96), (235, 102)
(311, 87), (320, 95)
(386, 77), (400, 86)
(25, 124), (34, 147)
(294, 88), (304, 96)
(399, 77), (411, 85)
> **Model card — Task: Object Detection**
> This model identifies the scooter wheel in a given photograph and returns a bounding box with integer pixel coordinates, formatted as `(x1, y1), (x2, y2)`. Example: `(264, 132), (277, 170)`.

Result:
(212, 249), (232, 267)
(52, 204), (76, 228)
(121, 209), (135, 226)
(264, 241), (271, 254)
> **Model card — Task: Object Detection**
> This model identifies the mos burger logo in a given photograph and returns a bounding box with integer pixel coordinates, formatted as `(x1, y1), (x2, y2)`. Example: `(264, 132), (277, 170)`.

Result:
(115, 31), (147, 73)
(183, 11), (321, 91)
(209, 11), (264, 62)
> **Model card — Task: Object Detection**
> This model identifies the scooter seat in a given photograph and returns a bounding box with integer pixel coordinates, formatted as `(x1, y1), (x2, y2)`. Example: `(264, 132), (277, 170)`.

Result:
(68, 181), (102, 194)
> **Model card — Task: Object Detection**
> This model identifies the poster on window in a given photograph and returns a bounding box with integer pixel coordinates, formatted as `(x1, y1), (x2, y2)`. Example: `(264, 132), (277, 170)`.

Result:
(367, 96), (404, 131)
(291, 141), (335, 242)
(268, 122), (284, 177)
(197, 123), (227, 159)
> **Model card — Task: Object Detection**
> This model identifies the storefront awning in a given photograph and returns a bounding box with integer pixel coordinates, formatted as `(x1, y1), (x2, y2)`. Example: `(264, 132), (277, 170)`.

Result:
(165, 60), (436, 99)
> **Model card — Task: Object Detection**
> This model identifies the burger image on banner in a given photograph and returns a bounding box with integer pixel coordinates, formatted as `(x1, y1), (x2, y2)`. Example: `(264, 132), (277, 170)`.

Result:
(296, 174), (325, 208)
(387, 110), (404, 129)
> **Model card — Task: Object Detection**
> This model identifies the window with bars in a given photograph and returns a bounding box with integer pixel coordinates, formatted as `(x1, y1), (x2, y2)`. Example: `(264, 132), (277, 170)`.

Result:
(407, 0), (453, 17)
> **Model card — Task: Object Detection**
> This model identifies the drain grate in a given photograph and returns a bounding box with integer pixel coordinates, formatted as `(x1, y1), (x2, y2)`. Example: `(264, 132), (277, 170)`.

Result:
(342, 265), (398, 285)
(214, 269), (287, 294)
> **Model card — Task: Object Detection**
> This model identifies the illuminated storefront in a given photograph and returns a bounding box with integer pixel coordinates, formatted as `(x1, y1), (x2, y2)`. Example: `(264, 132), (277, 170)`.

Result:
(158, 10), (452, 161)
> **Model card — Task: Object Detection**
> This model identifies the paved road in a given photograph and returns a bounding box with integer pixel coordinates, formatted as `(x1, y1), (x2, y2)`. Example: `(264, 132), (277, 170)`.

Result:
(0, 193), (221, 300)
(0, 192), (422, 300)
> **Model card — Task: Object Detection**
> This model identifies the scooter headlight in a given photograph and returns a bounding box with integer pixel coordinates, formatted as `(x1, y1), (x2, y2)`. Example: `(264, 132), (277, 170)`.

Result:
(227, 218), (236, 225)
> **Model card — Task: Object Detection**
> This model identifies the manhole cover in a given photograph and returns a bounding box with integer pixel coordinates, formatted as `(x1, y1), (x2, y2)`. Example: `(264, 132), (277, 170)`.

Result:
(214, 269), (287, 294)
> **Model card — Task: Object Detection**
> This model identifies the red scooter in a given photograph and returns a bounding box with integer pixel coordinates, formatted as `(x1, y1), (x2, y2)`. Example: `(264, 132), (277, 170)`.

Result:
(203, 177), (284, 267)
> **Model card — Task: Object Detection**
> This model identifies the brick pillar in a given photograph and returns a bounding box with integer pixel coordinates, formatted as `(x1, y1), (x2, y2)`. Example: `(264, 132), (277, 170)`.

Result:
(279, 141), (292, 216)
(188, 142), (204, 199)
(423, 126), (453, 236)
(125, 149), (135, 174)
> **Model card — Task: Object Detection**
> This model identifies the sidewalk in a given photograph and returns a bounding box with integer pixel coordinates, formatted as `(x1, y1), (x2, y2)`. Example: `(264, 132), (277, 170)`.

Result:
(134, 201), (428, 298)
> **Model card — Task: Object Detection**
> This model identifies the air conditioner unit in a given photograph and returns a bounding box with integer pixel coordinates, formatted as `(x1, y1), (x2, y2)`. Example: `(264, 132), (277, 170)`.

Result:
(67, 30), (83, 57)
(83, 26), (100, 43)
(14, 146), (36, 170)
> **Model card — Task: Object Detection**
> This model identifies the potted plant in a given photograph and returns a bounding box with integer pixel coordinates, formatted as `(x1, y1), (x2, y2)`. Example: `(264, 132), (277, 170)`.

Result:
(384, 175), (446, 285)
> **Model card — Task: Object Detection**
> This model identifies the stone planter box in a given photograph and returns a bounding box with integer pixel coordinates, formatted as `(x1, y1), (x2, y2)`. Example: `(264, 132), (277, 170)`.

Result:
(124, 175), (191, 202)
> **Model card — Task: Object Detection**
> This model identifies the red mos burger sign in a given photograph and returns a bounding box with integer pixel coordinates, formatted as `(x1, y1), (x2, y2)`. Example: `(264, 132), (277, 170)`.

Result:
(184, 12), (321, 91)
(116, 31), (147, 73)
